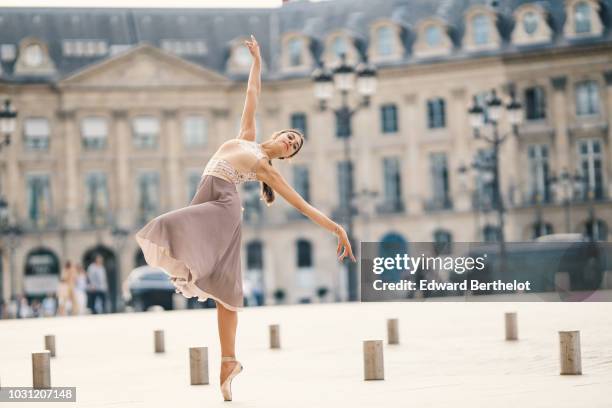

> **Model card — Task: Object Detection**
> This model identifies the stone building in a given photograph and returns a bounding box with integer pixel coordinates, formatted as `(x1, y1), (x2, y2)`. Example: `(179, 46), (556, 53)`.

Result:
(0, 0), (611, 309)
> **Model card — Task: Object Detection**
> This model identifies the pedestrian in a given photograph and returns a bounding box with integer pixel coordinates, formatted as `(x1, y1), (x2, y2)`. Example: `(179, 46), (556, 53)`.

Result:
(134, 35), (355, 402)
(41, 292), (57, 317)
(61, 260), (78, 315)
(74, 263), (88, 315)
(86, 254), (108, 314)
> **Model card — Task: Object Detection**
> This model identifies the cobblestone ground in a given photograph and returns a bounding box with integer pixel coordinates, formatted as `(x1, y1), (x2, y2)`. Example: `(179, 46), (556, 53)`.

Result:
(1, 299), (611, 407)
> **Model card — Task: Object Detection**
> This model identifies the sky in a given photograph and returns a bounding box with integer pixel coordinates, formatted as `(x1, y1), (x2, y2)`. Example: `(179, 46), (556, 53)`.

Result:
(0, 0), (325, 7)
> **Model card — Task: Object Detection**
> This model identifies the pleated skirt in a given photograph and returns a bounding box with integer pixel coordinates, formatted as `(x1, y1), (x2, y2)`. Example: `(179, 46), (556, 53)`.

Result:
(135, 174), (244, 311)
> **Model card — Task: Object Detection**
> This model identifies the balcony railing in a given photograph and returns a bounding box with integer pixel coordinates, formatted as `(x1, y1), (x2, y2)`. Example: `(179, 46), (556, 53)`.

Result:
(424, 196), (453, 212)
(375, 200), (405, 215)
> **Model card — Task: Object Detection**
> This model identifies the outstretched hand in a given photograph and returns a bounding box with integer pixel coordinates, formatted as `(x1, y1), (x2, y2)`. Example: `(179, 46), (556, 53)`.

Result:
(335, 226), (357, 263)
(244, 34), (261, 62)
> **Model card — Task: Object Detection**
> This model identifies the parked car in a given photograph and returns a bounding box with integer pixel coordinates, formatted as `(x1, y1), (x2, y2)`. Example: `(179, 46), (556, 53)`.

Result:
(122, 266), (175, 311)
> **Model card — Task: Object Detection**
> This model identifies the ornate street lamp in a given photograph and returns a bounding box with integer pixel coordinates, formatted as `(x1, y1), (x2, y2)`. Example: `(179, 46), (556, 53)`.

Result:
(312, 53), (377, 301)
(466, 87), (523, 278)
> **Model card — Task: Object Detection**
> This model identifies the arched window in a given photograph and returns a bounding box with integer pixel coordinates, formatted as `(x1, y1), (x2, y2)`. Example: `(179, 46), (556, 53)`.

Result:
(575, 1), (592, 34)
(376, 26), (393, 56)
(425, 25), (442, 47)
(296, 239), (312, 268)
(472, 14), (490, 45)
(379, 232), (408, 282)
(332, 36), (347, 57)
(287, 37), (302, 67)
(522, 11), (539, 35)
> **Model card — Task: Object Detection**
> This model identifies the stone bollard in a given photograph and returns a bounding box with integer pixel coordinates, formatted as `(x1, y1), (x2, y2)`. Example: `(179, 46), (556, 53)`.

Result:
(154, 330), (165, 353)
(559, 331), (582, 375)
(269, 324), (280, 349)
(32, 351), (51, 389)
(554, 272), (570, 292)
(189, 347), (209, 385)
(44, 335), (56, 357)
(387, 318), (399, 345)
(363, 340), (384, 380)
(505, 312), (518, 341)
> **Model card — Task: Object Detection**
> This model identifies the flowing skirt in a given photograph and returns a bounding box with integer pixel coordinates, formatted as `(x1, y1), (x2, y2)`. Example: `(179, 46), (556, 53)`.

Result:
(135, 174), (244, 311)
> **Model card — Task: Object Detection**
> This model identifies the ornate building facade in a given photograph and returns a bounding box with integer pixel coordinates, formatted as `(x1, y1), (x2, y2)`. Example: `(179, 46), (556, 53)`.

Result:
(0, 0), (611, 308)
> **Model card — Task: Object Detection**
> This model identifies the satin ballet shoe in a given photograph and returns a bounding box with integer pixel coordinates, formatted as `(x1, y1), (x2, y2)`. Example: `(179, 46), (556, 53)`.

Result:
(220, 356), (243, 401)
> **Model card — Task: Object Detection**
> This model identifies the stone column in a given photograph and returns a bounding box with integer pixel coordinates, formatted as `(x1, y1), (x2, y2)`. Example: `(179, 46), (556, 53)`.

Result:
(112, 110), (131, 228)
(403, 93), (422, 215)
(163, 109), (181, 210)
(604, 71), (612, 199)
(59, 110), (80, 229)
(551, 76), (570, 174)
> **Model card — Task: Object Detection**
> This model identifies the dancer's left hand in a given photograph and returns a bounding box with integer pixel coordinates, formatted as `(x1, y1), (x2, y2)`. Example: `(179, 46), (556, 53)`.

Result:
(244, 35), (261, 62)
(336, 226), (356, 262)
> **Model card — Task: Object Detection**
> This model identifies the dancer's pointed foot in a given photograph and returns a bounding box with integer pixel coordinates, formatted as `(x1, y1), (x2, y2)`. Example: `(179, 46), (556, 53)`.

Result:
(220, 356), (243, 401)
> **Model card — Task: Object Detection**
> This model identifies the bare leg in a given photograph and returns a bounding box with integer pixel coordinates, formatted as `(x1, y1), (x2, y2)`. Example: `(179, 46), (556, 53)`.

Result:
(217, 301), (238, 384)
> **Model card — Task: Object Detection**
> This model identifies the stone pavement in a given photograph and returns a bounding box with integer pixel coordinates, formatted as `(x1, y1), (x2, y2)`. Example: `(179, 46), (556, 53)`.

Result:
(1, 299), (611, 407)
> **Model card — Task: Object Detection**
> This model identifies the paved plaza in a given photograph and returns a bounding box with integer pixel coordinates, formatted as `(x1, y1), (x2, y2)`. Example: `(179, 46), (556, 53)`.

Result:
(1, 298), (611, 407)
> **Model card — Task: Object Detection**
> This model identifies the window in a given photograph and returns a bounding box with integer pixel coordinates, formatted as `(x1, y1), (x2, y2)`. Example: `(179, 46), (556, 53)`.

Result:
(234, 45), (251, 67)
(293, 165), (310, 202)
(81, 117), (108, 150)
(26, 174), (51, 227)
(483, 225), (501, 242)
(335, 113), (351, 138)
(337, 160), (354, 210)
(472, 14), (490, 45)
(427, 98), (446, 129)
(290, 112), (307, 139)
(332, 37), (347, 58)
(585, 219), (607, 241)
(376, 26), (393, 56)
(382, 157), (402, 211)
(24, 43), (44, 67)
(85, 172), (109, 226)
(132, 116), (159, 149)
(475, 148), (495, 209)
(62, 40), (108, 57)
(137, 172), (160, 223)
(532, 222), (553, 239)
(24, 118), (50, 151)
(433, 230), (452, 255)
(1, 44), (16, 61)
(430, 153), (451, 208)
(183, 115), (207, 147)
(575, 2), (592, 34)
(527, 144), (551, 203)
(578, 139), (604, 200)
(425, 25), (442, 47)
(380, 104), (398, 133)
(187, 171), (201, 203)
(525, 87), (546, 120)
(296, 239), (312, 268)
(287, 37), (302, 66)
(575, 80), (599, 116)
(246, 241), (263, 270)
(523, 11), (539, 35)
(161, 40), (207, 56)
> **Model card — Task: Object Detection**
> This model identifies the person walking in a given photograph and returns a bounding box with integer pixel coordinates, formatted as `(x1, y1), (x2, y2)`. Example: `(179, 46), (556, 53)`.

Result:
(135, 35), (355, 402)
(61, 260), (79, 315)
(86, 255), (108, 314)
(74, 263), (88, 315)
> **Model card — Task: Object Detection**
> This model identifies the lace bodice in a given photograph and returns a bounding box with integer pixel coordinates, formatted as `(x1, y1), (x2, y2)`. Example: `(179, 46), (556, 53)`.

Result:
(202, 139), (269, 184)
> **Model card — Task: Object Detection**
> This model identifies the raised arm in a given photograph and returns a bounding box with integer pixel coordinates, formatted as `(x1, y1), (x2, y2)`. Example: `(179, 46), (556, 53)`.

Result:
(258, 164), (356, 262)
(238, 35), (261, 142)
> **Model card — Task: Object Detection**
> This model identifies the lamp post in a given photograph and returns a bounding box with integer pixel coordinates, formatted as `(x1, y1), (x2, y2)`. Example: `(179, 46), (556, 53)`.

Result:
(312, 53), (377, 301)
(549, 169), (584, 234)
(111, 226), (130, 312)
(0, 98), (18, 304)
(466, 88), (523, 278)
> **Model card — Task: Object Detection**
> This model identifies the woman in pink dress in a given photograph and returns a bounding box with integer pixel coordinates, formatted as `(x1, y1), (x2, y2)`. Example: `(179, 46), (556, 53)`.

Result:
(135, 35), (355, 401)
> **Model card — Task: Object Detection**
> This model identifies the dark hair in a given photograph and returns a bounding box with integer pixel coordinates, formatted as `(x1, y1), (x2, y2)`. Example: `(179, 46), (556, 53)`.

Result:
(261, 128), (305, 205)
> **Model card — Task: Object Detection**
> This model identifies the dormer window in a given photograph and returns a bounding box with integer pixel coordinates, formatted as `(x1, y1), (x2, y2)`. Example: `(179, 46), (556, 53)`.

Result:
(24, 43), (43, 67)
(234, 45), (251, 67)
(575, 2), (592, 33)
(323, 32), (358, 67)
(288, 37), (302, 66)
(414, 18), (452, 58)
(462, 6), (500, 51)
(14, 38), (56, 76)
(523, 12), (539, 34)
(376, 26), (393, 56)
(425, 25), (442, 47)
(332, 37), (347, 58)
(368, 20), (403, 63)
(564, 0), (603, 38)
(472, 14), (489, 45)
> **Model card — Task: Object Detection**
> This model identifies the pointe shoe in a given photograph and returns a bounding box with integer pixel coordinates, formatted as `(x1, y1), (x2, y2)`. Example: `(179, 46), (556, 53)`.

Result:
(220, 356), (243, 401)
